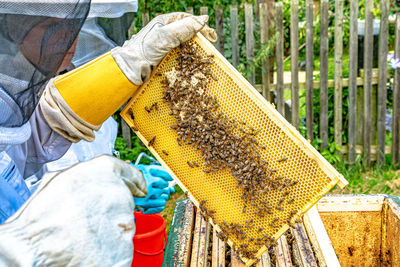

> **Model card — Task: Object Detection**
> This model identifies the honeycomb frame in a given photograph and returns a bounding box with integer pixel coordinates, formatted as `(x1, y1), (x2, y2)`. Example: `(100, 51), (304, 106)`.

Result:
(121, 33), (348, 265)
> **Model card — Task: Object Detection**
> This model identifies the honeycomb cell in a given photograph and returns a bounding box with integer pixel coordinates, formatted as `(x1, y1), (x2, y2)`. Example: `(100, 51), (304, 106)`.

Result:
(121, 34), (346, 265)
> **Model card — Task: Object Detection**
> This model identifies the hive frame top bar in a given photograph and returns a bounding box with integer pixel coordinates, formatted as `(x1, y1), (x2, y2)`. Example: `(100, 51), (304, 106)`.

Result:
(121, 33), (348, 265)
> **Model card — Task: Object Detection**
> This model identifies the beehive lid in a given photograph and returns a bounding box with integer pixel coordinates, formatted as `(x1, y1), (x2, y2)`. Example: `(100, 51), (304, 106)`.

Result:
(121, 33), (348, 265)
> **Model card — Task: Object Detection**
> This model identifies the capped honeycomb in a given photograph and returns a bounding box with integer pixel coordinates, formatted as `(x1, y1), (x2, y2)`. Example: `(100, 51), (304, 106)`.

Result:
(121, 33), (347, 265)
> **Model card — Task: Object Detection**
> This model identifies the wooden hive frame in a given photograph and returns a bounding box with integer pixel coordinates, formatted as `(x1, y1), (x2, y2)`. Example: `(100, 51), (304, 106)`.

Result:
(121, 33), (348, 265)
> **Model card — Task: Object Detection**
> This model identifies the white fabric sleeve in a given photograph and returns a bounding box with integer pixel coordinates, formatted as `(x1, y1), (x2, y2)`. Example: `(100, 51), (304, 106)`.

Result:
(6, 106), (72, 178)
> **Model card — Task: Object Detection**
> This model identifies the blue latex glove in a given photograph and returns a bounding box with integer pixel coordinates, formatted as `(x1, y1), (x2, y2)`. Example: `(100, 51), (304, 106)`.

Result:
(168, 184), (176, 195)
(133, 164), (174, 214)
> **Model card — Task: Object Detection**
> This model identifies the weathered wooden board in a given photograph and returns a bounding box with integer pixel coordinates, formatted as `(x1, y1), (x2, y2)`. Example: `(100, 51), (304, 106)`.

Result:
(190, 209), (211, 267)
(334, 0), (344, 156)
(230, 5), (239, 68)
(162, 199), (195, 267)
(305, 0), (314, 142)
(348, 0), (358, 164)
(290, 0), (299, 130)
(363, 0), (374, 167)
(377, 0), (389, 166)
(212, 229), (225, 267)
(275, 2), (285, 118)
(319, 0), (329, 151)
(291, 223), (318, 267)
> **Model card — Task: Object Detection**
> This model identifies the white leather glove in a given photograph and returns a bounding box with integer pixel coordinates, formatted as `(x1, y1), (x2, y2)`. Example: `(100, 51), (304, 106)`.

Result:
(0, 155), (147, 267)
(111, 12), (217, 86)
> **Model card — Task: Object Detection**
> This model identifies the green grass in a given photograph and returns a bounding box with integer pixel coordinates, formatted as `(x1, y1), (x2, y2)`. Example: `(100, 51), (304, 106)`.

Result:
(332, 158), (400, 195)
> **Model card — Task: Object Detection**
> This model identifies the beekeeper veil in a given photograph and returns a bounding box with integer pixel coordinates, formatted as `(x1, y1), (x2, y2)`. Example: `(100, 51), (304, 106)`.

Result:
(0, 0), (90, 148)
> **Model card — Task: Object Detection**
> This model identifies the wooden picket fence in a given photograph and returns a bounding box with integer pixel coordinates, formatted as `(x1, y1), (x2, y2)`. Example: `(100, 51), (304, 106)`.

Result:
(121, 0), (400, 168)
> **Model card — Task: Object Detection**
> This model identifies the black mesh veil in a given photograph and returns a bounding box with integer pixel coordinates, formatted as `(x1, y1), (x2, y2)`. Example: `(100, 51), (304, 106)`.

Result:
(0, 0), (90, 127)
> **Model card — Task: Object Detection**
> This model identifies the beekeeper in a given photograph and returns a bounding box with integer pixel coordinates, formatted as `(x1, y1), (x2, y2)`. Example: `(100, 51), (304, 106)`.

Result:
(0, 0), (216, 265)
(24, 0), (176, 214)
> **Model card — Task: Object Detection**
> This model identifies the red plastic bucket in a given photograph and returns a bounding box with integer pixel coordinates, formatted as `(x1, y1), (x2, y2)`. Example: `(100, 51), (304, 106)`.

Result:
(132, 212), (167, 267)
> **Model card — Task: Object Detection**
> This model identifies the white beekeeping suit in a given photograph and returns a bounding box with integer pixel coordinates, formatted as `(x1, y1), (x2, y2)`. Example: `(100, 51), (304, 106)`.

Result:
(0, 0), (216, 263)
(26, 0), (138, 191)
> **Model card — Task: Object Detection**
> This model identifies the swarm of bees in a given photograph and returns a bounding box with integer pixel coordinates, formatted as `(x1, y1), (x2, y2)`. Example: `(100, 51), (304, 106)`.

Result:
(151, 43), (302, 260)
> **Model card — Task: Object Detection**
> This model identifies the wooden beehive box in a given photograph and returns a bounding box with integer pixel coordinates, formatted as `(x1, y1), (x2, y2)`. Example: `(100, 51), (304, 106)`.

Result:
(316, 194), (400, 266)
(163, 194), (400, 266)
(163, 199), (340, 267)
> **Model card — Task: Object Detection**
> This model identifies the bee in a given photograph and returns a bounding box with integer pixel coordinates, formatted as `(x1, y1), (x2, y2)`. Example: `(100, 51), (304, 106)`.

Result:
(187, 161), (194, 168)
(287, 198), (295, 204)
(276, 206), (284, 212)
(210, 74), (218, 81)
(144, 106), (151, 113)
(162, 150), (169, 156)
(277, 157), (287, 163)
(184, 191), (189, 198)
(295, 219), (302, 223)
(192, 161), (199, 167)
(148, 136), (156, 147)
(257, 227), (264, 233)
(131, 126), (138, 132)
(242, 205), (247, 214)
(278, 198), (285, 205)
(128, 108), (135, 120)
(290, 210), (297, 216)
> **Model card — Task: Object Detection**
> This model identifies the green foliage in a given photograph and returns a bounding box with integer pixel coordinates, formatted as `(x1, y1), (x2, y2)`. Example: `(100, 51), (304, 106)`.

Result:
(133, 0), (247, 32)
(321, 143), (343, 165)
(254, 33), (278, 68)
(114, 136), (153, 164)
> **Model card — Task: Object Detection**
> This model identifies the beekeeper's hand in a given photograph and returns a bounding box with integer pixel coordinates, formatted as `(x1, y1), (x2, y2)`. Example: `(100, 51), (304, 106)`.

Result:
(112, 12), (217, 86)
(40, 12), (217, 143)
(133, 164), (174, 214)
(0, 155), (146, 266)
